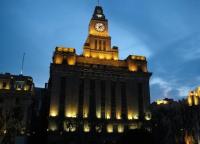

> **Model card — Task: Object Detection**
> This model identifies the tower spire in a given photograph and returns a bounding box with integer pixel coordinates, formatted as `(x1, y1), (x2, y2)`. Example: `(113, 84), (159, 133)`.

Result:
(97, 0), (100, 6)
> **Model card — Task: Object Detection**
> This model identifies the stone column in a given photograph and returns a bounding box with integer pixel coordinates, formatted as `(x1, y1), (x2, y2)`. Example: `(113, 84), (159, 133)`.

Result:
(115, 81), (121, 119)
(105, 80), (111, 119)
(95, 80), (101, 118)
(83, 79), (90, 118)
(49, 75), (60, 117)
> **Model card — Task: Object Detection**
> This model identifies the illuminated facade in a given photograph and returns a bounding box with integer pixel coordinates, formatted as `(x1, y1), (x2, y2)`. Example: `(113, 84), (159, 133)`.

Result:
(48, 6), (152, 140)
(0, 73), (34, 135)
(187, 87), (200, 106)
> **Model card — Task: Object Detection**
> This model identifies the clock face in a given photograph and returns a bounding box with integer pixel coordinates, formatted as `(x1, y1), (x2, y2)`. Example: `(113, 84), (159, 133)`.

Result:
(95, 23), (105, 32)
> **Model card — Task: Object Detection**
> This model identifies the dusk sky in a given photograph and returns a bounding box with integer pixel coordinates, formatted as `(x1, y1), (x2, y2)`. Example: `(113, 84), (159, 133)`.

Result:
(0, 0), (200, 102)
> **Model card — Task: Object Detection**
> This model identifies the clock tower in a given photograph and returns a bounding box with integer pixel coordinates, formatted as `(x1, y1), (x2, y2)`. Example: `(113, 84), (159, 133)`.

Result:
(48, 5), (152, 143)
(83, 6), (119, 60)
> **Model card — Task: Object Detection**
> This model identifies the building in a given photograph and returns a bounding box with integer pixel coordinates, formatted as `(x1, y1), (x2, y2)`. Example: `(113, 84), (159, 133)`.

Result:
(0, 73), (34, 142)
(187, 87), (200, 106)
(47, 5), (152, 143)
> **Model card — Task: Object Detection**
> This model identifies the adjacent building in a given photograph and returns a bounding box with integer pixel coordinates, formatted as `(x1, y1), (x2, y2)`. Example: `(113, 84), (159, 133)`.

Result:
(187, 87), (200, 106)
(47, 6), (152, 143)
(0, 73), (34, 137)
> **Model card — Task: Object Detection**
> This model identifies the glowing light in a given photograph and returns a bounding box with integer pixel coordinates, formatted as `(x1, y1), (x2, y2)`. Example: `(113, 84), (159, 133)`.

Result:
(96, 125), (102, 133)
(116, 113), (121, 120)
(128, 64), (137, 72)
(156, 99), (168, 105)
(185, 132), (195, 144)
(145, 113), (151, 121)
(131, 55), (146, 61)
(99, 54), (105, 59)
(65, 111), (77, 118)
(67, 56), (76, 65)
(129, 124), (138, 130)
(84, 123), (90, 132)
(24, 85), (29, 91)
(56, 47), (75, 53)
(188, 96), (193, 106)
(107, 124), (113, 133)
(113, 56), (118, 60)
(96, 112), (101, 119)
(133, 114), (139, 120)
(84, 51), (90, 57)
(83, 112), (88, 118)
(49, 122), (57, 131)
(128, 113), (133, 120)
(50, 109), (58, 117)
(118, 124), (124, 133)
(106, 113), (111, 119)
(194, 95), (199, 106)
(91, 53), (97, 58)
(187, 88), (200, 106)
(54, 55), (63, 64)
(70, 127), (76, 132)
(105, 54), (112, 60)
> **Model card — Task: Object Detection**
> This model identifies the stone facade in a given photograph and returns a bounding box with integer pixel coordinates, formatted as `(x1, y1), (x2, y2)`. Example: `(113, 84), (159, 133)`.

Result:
(0, 73), (34, 136)
(47, 5), (152, 144)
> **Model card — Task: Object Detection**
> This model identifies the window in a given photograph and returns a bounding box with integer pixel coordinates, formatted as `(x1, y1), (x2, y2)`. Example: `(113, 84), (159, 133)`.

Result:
(15, 81), (25, 90)
(2, 82), (6, 89)
(103, 41), (106, 50)
(99, 40), (102, 50)
(95, 39), (98, 50)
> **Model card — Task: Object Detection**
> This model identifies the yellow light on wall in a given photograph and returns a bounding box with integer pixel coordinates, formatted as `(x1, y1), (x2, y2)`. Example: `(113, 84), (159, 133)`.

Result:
(106, 113), (111, 119)
(96, 112), (101, 119)
(129, 124), (138, 130)
(24, 85), (29, 91)
(83, 112), (88, 118)
(67, 56), (76, 65)
(84, 123), (90, 132)
(71, 127), (76, 132)
(49, 121), (57, 131)
(156, 99), (168, 105)
(107, 124), (113, 133)
(54, 55), (63, 64)
(128, 113), (133, 120)
(145, 113), (151, 121)
(113, 56), (118, 61)
(128, 64), (137, 72)
(116, 113), (121, 120)
(65, 111), (77, 118)
(194, 95), (199, 106)
(188, 96), (193, 106)
(133, 114), (139, 120)
(50, 109), (58, 117)
(105, 54), (112, 60)
(91, 53), (97, 58)
(131, 55), (146, 61)
(99, 54), (105, 59)
(118, 124), (124, 133)
(84, 52), (90, 57)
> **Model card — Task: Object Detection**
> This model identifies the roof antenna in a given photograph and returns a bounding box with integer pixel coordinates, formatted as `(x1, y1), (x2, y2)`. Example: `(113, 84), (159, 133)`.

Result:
(97, 0), (100, 6)
(20, 53), (26, 75)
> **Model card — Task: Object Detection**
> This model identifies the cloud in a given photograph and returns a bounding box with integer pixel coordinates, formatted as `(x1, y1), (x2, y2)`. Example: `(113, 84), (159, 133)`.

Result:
(150, 77), (192, 102)
(110, 23), (152, 59)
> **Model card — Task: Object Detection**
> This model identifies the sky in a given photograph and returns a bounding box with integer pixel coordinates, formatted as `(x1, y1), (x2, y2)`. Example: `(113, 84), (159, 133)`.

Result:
(0, 0), (200, 102)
